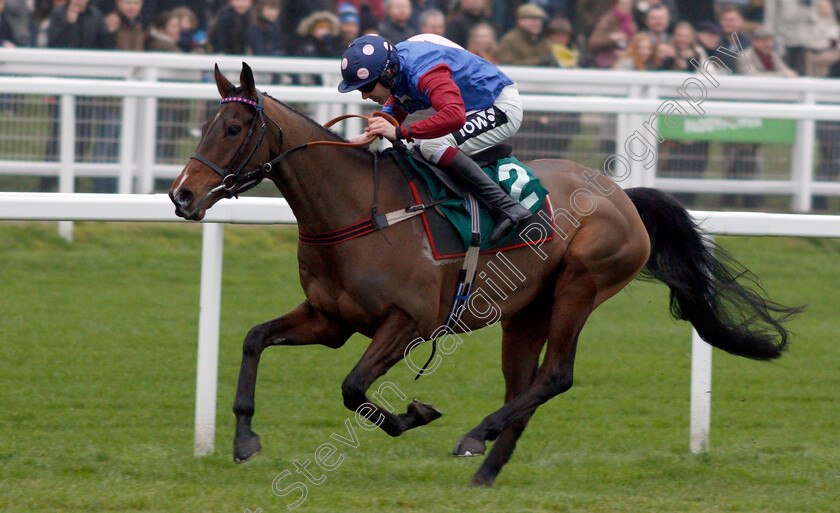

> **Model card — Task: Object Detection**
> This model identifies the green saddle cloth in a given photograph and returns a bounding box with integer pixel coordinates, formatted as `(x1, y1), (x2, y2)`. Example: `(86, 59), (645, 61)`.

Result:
(405, 153), (549, 251)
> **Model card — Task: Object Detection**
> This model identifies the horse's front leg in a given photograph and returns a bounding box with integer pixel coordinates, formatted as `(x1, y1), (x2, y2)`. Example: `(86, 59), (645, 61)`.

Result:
(340, 307), (442, 437)
(233, 300), (353, 463)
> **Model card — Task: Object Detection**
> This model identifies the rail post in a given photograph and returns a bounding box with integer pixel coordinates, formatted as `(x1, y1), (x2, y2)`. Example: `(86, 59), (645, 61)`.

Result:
(194, 222), (224, 456)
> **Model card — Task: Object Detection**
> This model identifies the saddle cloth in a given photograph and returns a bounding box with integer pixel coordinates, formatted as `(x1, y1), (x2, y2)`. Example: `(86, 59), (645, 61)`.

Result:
(391, 148), (555, 259)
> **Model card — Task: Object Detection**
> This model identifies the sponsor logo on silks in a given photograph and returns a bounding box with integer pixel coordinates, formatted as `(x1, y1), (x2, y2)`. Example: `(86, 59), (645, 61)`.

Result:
(453, 106), (508, 145)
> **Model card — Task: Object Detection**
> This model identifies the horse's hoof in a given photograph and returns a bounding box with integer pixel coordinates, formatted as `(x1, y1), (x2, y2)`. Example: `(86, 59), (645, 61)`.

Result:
(469, 474), (496, 487)
(452, 435), (485, 457)
(407, 399), (443, 425)
(233, 431), (262, 463)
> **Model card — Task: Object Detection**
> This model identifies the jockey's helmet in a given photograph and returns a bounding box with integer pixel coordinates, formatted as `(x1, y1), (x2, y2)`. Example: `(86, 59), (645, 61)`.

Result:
(338, 35), (399, 93)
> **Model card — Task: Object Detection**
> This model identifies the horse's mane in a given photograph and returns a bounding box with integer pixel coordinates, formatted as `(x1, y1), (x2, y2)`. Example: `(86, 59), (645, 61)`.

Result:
(251, 89), (373, 157)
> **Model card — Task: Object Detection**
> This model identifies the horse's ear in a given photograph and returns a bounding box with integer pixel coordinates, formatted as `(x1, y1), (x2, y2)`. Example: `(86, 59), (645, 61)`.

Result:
(240, 62), (256, 100)
(215, 64), (235, 98)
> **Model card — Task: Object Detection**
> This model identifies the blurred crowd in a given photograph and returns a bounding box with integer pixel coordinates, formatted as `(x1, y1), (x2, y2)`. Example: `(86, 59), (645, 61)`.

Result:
(0, 0), (838, 79)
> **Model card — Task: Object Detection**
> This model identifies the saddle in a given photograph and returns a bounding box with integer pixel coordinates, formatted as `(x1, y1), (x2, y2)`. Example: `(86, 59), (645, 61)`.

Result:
(387, 144), (554, 259)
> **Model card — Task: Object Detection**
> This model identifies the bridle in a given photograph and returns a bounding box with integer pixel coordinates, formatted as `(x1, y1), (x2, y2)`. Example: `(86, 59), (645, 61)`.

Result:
(190, 90), (275, 201)
(189, 90), (397, 208)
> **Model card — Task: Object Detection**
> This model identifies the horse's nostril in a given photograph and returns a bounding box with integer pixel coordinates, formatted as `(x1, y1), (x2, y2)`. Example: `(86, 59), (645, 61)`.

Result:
(176, 189), (195, 208)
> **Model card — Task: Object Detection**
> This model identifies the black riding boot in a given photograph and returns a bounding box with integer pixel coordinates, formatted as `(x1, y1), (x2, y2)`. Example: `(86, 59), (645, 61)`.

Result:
(443, 149), (533, 245)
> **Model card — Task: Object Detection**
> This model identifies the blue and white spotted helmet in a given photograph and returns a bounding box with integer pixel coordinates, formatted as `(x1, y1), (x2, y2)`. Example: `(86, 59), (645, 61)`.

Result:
(338, 35), (396, 93)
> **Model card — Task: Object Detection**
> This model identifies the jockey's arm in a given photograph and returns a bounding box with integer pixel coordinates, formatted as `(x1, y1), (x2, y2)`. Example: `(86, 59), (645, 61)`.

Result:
(356, 66), (468, 143)
(398, 65), (467, 140)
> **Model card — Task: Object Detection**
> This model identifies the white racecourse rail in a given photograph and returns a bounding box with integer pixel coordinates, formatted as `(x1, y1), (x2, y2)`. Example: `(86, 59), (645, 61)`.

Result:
(3, 48), (840, 210)
(2, 192), (839, 456)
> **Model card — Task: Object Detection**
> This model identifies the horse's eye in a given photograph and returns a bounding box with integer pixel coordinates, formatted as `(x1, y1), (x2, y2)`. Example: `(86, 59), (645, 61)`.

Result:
(226, 125), (242, 137)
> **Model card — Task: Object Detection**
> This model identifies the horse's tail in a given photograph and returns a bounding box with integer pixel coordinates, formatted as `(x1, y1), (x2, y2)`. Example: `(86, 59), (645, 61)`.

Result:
(626, 187), (804, 360)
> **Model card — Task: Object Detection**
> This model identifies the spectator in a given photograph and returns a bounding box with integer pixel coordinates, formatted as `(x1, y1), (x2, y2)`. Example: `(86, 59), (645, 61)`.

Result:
(146, 11), (186, 162)
(409, 0), (444, 30)
(47, 0), (108, 48)
(359, 4), (380, 35)
(138, 0), (206, 35)
(337, 2), (361, 48)
(651, 41), (678, 70)
(0, 0), (24, 46)
(446, 0), (491, 48)
(587, 0), (636, 69)
(497, 3), (553, 66)
(546, 16), (579, 68)
(1, 0), (32, 46)
(466, 21), (498, 63)
(720, 25), (790, 209)
(695, 20), (722, 61)
(534, 0), (574, 20)
(174, 7), (206, 53)
(378, 0), (416, 43)
(808, 0), (839, 57)
(544, 14), (582, 157)
(675, 0), (714, 28)
(814, 59), (840, 209)
(643, 4), (671, 44)
(764, 0), (816, 75)
(671, 21), (707, 71)
(104, 0), (144, 51)
(171, 7), (205, 53)
(633, 0), (674, 30)
(245, 0), (282, 55)
(576, 0), (612, 39)
(146, 9), (181, 51)
(738, 25), (796, 77)
(211, 0), (253, 54)
(717, 4), (751, 73)
(659, 22), (711, 206)
(44, 0), (113, 190)
(95, 0), (144, 177)
(717, 6), (754, 206)
(341, 0), (385, 22)
(717, 5), (754, 208)
(280, 0), (337, 51)
(418, 7), (445, 36)
(295, 10), (341, 58)
(612, 32), (654, 69)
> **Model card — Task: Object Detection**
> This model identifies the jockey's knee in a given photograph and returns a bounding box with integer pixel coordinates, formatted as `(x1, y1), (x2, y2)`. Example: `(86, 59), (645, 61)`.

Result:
(419, 137), (457, 162)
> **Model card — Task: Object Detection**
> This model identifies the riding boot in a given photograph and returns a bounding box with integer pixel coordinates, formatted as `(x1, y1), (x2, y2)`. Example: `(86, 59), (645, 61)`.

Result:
(443, 149), (533, 245)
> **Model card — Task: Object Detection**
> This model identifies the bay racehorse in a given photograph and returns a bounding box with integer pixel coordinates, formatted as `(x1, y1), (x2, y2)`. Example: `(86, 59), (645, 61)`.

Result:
(169, 64), (802, 486)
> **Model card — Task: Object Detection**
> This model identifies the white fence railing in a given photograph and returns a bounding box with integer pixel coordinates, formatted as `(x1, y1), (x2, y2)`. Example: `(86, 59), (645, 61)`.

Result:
(2, 76), (840, 208)
(2, 48), (840, 211)
(2, 192), (837, 456)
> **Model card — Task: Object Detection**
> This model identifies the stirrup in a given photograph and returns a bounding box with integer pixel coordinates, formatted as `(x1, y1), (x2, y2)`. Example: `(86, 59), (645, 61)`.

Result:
(488, 218), (516, 246)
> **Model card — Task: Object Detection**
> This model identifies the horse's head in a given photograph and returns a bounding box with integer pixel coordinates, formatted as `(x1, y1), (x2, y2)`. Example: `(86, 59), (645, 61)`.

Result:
(170, 63), (275, 220)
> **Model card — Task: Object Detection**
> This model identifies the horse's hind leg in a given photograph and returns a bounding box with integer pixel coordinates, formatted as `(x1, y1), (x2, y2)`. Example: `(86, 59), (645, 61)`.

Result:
(453, 292), (551, 487)
(233, 300), (353, 463)
(455, 256), (597, 484)
(340, 307), (443, 437)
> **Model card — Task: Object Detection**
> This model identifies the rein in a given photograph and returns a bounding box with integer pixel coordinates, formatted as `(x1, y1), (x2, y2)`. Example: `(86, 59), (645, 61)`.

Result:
(259, 111), (399, 174)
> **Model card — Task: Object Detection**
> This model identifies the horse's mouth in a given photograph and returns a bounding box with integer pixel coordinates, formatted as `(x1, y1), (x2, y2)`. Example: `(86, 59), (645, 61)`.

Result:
(174, 205), (206, 221)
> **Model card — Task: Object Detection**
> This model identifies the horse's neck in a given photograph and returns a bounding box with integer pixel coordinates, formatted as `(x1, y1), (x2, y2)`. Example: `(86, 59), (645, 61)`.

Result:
(268, 104), (375, 234)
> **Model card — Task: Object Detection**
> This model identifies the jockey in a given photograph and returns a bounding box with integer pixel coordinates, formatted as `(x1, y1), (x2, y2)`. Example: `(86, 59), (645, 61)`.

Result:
(337, 33), (533, 245)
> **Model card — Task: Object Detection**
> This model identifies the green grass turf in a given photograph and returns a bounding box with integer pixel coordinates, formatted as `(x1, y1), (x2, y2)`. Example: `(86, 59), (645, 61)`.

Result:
(1, 222), (838, 512)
